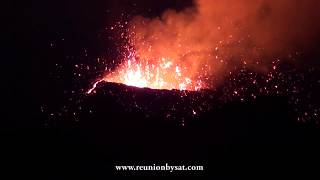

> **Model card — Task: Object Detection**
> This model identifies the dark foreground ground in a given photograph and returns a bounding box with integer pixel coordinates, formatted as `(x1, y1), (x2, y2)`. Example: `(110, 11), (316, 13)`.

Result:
(3, 83), (320, 178)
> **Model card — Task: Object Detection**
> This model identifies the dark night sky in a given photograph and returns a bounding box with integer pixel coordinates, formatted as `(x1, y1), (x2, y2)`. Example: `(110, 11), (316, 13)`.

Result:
(3, 0), (320, 178)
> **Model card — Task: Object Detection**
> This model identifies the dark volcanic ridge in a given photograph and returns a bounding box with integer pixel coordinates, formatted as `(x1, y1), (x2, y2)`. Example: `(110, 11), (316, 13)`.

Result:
(42, 67), (320, 128)
(85, 81), (222, 124)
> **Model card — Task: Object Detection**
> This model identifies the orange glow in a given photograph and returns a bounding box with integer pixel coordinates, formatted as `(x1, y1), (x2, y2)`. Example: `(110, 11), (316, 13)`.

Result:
(102, 50), (205, 91)
(87, 0), (320, 94)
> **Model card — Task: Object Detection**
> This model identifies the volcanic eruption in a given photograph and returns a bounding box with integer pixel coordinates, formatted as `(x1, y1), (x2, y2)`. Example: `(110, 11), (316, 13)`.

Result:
(88, 0), (320, 94)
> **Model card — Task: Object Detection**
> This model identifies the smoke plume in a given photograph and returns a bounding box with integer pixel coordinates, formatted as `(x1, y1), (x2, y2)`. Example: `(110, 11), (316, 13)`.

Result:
(126, 0), (320, 86)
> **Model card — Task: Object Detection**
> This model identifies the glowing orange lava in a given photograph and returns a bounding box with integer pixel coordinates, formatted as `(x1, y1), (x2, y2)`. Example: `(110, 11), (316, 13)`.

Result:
(107, 54), (205, 91)
(87, 49), (207, 94)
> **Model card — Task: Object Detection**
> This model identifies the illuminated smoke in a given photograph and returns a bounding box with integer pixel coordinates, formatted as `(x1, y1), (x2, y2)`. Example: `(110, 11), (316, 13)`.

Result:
(87, 0), (320, 93)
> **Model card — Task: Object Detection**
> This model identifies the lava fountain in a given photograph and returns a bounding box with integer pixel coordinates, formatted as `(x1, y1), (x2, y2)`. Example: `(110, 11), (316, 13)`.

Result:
(102, 49), (207, 91)
(87, 52), (207, 93)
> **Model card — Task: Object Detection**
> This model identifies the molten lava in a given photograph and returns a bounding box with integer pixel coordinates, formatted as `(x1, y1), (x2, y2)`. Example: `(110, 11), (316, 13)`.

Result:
(88, 50), (206, 93)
